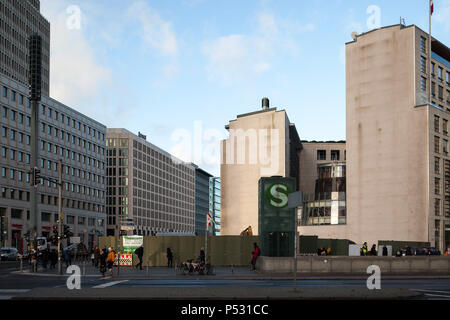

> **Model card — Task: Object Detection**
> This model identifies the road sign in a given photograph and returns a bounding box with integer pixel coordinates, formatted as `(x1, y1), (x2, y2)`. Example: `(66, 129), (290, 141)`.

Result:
(120, 225), (134, 231)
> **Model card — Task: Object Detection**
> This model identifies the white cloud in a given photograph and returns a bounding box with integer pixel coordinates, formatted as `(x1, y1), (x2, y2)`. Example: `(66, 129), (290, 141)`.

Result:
(41, 1), (111, 109)
(128, 1), (178, 56)
(202, 12), (314, 84)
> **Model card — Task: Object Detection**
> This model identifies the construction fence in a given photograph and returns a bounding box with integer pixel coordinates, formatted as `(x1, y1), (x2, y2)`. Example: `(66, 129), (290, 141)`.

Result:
(99, 236), (259, 267)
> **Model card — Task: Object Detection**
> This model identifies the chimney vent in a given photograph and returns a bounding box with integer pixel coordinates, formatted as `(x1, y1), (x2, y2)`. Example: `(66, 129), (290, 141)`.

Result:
(262, 97), (270, 110)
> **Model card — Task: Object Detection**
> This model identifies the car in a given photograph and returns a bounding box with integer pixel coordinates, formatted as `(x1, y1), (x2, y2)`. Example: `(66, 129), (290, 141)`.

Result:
(0, 248), (19, 261)
(412, 247), (441, 256)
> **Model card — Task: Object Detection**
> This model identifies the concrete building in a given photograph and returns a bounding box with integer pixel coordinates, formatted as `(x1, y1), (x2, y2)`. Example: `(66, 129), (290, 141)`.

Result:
(0, 0), (50, 95)
(105, 129), (196, 236)
(299, 141), (347, 227)
(209, 177), (221, 235)
(220, 98), (302, 235)
(192, 164), (212, 236)
(300, 24), (450, 251)
(1, 73), (107, 249)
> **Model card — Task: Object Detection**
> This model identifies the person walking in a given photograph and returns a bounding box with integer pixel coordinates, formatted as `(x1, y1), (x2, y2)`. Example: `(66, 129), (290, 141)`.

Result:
(167, 248), (173, 268)
(382, 245), (388, 256)
(63, 248), (71, 268)
(199, 247), (206, 264)
(106, 248), (115, 277)
(99, 249), (107, 278)
(405, 245), (412, 256)
(251, 243), (260, 271)
(94, 246), (100, 268)
(362, 242), (368, 256)
(134, 245), (144, 270)
(370, 244), (377, 256)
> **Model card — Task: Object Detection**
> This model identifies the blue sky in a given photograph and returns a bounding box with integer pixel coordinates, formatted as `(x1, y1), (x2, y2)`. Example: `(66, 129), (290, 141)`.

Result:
(40, 0), (450, 176)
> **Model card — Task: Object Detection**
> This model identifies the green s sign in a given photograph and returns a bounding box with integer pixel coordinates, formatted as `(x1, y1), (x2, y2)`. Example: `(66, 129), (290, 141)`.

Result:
(266, 183), (291, 208)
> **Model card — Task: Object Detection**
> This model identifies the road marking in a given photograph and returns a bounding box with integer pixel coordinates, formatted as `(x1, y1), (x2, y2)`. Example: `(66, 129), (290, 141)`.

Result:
(412, 289), (450, 295)
(0, 296), (12, 300)
(425, 293), (450, 299)
(92, 280), (128, 288)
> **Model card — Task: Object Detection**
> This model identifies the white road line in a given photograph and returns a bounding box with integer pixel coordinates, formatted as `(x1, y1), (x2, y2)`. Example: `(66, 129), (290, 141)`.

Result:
(425, 293), (450, 299)
(92, 280), (128, 289)
(0, 289), (30, 293)
(0, 296), (12, 300)
(412, 289), (450, 294)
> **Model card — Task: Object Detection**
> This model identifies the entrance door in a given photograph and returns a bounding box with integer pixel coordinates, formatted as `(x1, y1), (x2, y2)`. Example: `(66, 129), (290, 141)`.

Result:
(11, 230), (21, 249)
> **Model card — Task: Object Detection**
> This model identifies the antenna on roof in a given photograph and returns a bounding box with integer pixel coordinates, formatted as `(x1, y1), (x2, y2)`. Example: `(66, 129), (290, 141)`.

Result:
(400, 17), (406, 27)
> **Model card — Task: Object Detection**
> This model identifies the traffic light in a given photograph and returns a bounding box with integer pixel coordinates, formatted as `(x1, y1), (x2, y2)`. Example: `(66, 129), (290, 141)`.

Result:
(29, 167), (41, 187)
(63, 225), (73, 239)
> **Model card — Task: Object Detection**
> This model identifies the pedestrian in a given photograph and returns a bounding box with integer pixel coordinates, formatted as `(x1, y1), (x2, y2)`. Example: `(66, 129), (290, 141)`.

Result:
(362, 242), (368, 256)
(320, 247), (327, 256)
(63, 248), (71, 268)
(167, 248), (173, 268)
(396, 248), (404, 257)
(134, 245), (144, 270)
(370, 244), (377, 256)
(90, 249), (95, 266)
(382, 245), (388, 256)
(49, 249), (58, 269)
(94, 246), (100, 268)
(250, 243), (260, 271)
(42, 248), (49, 269)
(99, 249), (107, 278)
(106, 248), (115, 277)
(405, 245), (412, 256)
(326, 248), (332, 256)
(199, 247), (206, 264)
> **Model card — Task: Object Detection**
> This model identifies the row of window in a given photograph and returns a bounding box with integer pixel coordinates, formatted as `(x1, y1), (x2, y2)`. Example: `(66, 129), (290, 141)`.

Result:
(40, 139), (105, 170)
(317, 149), (345, 161)
(0, 187), (105, 214)
(40, 104), (105, 141)
(1, 165), (105, 200)
(40, 121), (105, 155)
(1, 145), (30, 163)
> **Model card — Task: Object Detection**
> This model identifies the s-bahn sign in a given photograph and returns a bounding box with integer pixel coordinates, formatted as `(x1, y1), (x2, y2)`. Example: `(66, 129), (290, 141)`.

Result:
(258, 177), (296, 257)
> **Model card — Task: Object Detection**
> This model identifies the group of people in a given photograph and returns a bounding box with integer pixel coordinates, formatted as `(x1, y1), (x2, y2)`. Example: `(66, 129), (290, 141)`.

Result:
(89, 246), (116, 278)
(360, 242), (389, 256)
(317, 247), (332, 256)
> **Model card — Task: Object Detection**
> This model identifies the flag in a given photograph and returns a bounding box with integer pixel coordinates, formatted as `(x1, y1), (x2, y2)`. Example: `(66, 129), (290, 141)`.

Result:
(206, 212), (212, 229)
(430, 0), (434, 15)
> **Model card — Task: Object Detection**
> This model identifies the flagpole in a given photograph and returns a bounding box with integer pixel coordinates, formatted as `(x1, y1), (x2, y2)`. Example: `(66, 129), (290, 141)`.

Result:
(429, 0), (432, 104)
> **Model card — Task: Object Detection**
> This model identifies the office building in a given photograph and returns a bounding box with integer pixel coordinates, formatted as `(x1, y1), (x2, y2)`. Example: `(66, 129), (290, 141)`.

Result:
(299, 141), (347, 226)
(192, 164), (212, 236)
(301, 24), (450, 250)
(220, 98), (302, 235)
(209, 177), (221, 235)
(1, 74), (107, 249)
(0, 0), (50, 95)
(105, 129), (196, 236)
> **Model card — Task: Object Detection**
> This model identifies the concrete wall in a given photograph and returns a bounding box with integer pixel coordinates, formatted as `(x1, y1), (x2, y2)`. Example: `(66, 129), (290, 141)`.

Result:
(99, 236), (259, 267)
(221, 108), (289, 235)
(258, 256), (450, 274)
(346, 25), (430, 246)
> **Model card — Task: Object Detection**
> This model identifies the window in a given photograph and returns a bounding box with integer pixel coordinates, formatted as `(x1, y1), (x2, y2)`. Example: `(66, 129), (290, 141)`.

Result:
(11, 91), (15, 102)
(2, 86), (7, 97)
(439, 85), (444, 100)
(331, 150), (340, 161)
(431, 62), (435, 75)
(444, 139), (448, 154)
(41, 212), (51, 222)
(435, 177), (441, 195)
(420, 36), (427, 52)
(432, 82), (436, 97)
(435, 136), (440, 153)
(447, 71), (450, 85)
(317, 150), (326, 161)
(421, 56), (427, 73)
(435, 198), (441, 216)
(435, 157), (440, 174)
(1, 106), (7, 118)
(434, 115), (440, 132)
(10, 110), (15, 121)
(421, 77), (427, 92)
(438, 67), (443, 80)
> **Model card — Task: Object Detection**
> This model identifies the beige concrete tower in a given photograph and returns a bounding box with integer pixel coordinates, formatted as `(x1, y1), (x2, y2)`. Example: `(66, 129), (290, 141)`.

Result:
(220, 99), (301, 235)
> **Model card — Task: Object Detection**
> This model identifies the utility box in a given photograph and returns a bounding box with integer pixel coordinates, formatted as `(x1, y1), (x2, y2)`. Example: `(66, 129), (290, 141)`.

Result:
(258, 177), (296, 257)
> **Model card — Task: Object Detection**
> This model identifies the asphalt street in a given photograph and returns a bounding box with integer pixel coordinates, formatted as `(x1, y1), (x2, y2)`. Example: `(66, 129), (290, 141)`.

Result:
(1, 261), (450, 300)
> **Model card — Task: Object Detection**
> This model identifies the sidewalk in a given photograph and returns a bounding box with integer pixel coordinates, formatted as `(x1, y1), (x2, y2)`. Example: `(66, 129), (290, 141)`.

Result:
(11, 261), (450, 280)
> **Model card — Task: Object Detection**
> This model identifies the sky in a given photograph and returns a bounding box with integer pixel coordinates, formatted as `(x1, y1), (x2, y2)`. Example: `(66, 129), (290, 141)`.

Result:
(40, 0), (450, 176)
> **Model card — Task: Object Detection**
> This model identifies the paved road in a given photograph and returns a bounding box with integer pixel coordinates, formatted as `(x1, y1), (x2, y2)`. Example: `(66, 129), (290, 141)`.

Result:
(1, 262), (450, 300)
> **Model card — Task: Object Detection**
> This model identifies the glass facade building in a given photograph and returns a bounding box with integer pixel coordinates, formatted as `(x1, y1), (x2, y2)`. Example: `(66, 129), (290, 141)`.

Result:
(209, 177), (221, 235)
